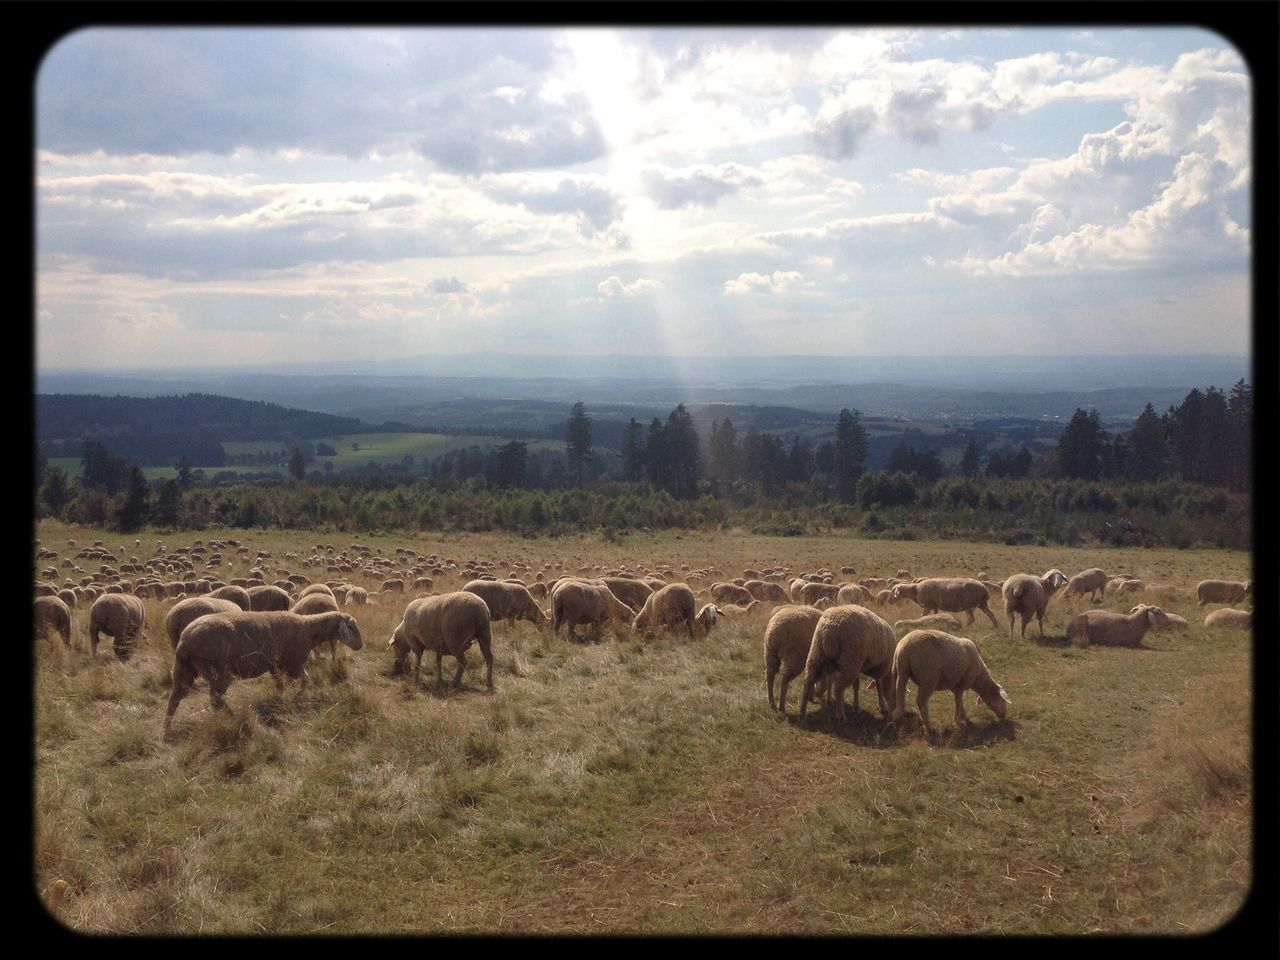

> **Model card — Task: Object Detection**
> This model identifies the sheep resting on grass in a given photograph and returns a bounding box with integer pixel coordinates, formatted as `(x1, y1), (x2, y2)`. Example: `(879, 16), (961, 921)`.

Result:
(1203, 608), (1251, 630)
(164, 610), (363, 737)
(1066, 604), (1171, 648)
(389, 592), (494, 690)
(889, 629), (1009, 735)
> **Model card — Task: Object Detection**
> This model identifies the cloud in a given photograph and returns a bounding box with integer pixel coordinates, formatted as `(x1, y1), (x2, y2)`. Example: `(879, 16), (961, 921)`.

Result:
(597, 275), (660, 297)
(430, 276), (467, 294)
(810, 106), (877, 160)
(722, 270), (804, 295)
(642, 163), (763, 209)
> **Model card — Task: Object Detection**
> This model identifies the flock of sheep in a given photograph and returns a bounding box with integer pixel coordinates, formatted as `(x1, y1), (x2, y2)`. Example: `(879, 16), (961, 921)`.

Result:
(32, 533), (1253, 742)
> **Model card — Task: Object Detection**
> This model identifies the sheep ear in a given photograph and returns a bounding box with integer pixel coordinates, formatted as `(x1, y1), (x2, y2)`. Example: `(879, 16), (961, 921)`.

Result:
(999, 687), (1011, 703)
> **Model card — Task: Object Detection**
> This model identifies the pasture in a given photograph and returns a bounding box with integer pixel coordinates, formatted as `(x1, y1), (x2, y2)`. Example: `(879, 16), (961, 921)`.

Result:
(32, 521), (1252, 934)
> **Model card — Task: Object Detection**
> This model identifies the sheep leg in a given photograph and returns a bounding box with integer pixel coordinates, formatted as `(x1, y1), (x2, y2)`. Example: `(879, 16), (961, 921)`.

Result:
(435, 650), (445, 686)
(766, 657), (779, 710)
(164, 659), (197, 736)
(982, 601), (999, 630)
(953, 689), (969, 726)
(480, 638), (494, 691)
(452, 651), (466, 688)
(965, 609), (975, 625)
(270, 667), (286, 694)
(779, 665), (803, 715)
(916, 683), (936, 734)
(414, 650), (424, 685)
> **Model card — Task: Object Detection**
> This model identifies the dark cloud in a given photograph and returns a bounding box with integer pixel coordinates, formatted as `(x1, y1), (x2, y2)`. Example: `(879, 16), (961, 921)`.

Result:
(887, 88), (945, 144)
(482, 178), (622, 233)
(642, 166), (761, 209)
(810, 106), (876, 160)
(429, 276), (466, 294)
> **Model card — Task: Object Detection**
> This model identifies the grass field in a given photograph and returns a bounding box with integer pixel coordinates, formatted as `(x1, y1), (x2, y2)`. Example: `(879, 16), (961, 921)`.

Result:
(33, 521), (1254, 934)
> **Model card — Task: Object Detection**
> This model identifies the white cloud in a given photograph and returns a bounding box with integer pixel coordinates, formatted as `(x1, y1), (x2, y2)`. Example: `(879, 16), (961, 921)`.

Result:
(723, 270), (804, 295)
(597, 275), (660, 297)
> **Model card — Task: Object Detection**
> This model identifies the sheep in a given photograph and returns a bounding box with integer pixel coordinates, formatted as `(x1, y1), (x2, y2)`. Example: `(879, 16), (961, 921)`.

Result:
(345, 586), (369, 607)
(209, 584), (253, 610)
(1196, 580), (1253, 606)
(1066, 604), (1172, 648)
(763, 606), (823, 715)
(892, 613), (964, 635)
(462, 579), (549, 629)
(1064, 568), (1109, 602)
(718, 599), (762, 616)
(836, 583), (874, 606)
(599, 576), (655, 613)
(297, 582), (336, 601)
(57, 588), (78, 610)
(1001, 569), (1069, 640)
(164, 597), (244, 647)
(246, 584), (292, 612)
(381, 578), (406, 594)
(797, 581), (842, 606)
(799, 605), (897, 722)
(890, 578), (999, 629)
(551, 580), (635, 643)
(889, 630), (1010, 735)
(164, 611), (364, 736)
(88, 593), (148, 661)
(744, 579), (791, 604)
(1204, 608), (1252, 630)
(388, 592), (494, 690)
(711, 582), (754, 606)
(34, 596), (73, 647)
(1129, 606), (1189, 632)
(632, 584), (719, 640)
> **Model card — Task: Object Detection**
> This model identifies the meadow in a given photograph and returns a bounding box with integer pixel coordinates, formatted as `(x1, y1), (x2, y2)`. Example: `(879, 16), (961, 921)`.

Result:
(33, 521), (1253, 935)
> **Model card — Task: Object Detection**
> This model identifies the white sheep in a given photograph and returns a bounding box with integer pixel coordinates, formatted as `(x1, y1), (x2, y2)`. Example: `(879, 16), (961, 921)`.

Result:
(632, 584), (719, 640)
(1066, 604), (1172, 648)
(389, 592), (494, 689)
(551, 580), (634, 643)
(246, 584), (292, 611)
(1064, 568), (1109, 602)
(1196, 580), (1253, 606)
(1130, 606), (1189, 632)
(1203, 608), (1251, 630)
(763, 606), (823, 715)
(34, 596), (73, 648)
(463, 579), (549, 629)
(88, 593), (148, 661)
(164, 611), (364, 737)
(1001, 569), (1069, 640)
(890, 578), (999, 629)
(889, 629), (1010, 735)
(164, 596), (244, 647)
(799, 605), (897, 722)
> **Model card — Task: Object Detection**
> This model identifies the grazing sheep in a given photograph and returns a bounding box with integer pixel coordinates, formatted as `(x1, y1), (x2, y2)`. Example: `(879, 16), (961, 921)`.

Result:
(799, 605), (897, 722)
(209, 584), (253, 611)
(890, 578), (999, 629)
(1204, 608), (1252, 630)
(632, 584), (718, 640)
(246, 584), (292, 612)
(551, 580), (635, 643)
(345, 587), (369, 607)
(381, 578), (406, 594)
(1130, 606), (1189, 632)
(164, 611), (364, 736)
(763, 606), (823, 715)
(388, 592), (494, 690)
(1064, 568), (1109, 602)
(797, 581), (842, 606)
(892, 613), (964, 635)
(297, 582), (336, 601)
(462, 579), (549, 629)
(744, 579), (791, 604)
(57, 588), (77, 610)
(889, 630), (1010, 735)
(718, 599), (762, 616)
(1196, 580), (1253, 606)
(34, 596), (73, 647)
(711, 582), (754, 606)
(164, 597), (243, 648)
(599, 576), (655, 613)
(1001, 569), (1069, 640)
(88, 593), (148, 661)
(1066, 604), (1172, 648)
(836, 583), (874, 606)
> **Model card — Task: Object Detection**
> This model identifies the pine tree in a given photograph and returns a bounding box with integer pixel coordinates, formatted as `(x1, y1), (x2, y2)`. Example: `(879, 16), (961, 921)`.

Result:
(116, 467), (150, 532)
(40, 466), (71, 517)
(664, 404), (701, 499)
(621, 418), (646, 482)
(959, 440), (982, 478)
(646, 418), (669, 490)
(1055, 408), (1106, 479)
(565, 402), (593, 487)
(833, 408), (868, 504)
(289, 447), (306, 482)
(176, 453), (194, 489)
(709, 417), (740, 486)
(1227, 378), (1252, 492)
(1125, 403), (1166, 482)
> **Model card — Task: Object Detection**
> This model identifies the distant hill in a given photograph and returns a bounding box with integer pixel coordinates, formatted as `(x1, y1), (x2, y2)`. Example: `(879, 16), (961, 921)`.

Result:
(36, 393), (369, 466)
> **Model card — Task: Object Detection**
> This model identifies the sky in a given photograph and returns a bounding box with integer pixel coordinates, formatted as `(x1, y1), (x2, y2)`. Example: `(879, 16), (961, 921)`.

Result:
(35, 25), (1253, 369)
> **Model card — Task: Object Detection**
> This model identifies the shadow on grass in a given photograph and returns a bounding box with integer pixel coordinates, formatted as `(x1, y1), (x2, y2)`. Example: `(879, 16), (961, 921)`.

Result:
(1029, 633), (1073, 648)
(788, 707), (1018, 750)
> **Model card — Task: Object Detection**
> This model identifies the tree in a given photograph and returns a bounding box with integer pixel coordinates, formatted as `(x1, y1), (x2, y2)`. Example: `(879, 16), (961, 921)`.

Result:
(495, 440), (528, 489)
(40, 466), (71, 517)
(621, 418), (646, 482)
(81, 440), (127, 494)
(289, 447), (306, 482)
(176, 453), (194, 489)
(1055, 408), (1106, 480)
(35, 447), (47, 488)
(565, 402), (593, 487)
(959, 440), (982, 478)
(154, 478), (181, 527)
(709, 418), (740, 487)
(664, 404), (702, 499)
(1125, 403), (1166, 482)
(646, 417), (669, 490)
(116, 466), (150, 532)
(1226, 378), (1252, 493)
(786, 435), (813, 483)
(832, 408), (868, 503)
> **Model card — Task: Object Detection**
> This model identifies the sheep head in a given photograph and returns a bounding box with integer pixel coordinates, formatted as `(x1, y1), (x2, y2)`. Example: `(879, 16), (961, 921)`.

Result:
(338, 614), (364, 651)
(979, 685), (1011, 719)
